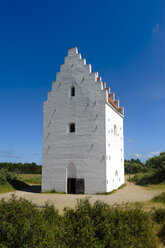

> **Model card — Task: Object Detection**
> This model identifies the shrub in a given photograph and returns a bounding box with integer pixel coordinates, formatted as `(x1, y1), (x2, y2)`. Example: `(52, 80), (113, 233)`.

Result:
(0, 162), (42, 174)
(131, 170), (165, 186)
(152, 192), (165, 203)
(158, 223), (165, 244)
(0, 196), (59, 248)
(4, 171), (17, 182)
(153, 208), (165, 224)
(0, 171), (6, 185)
(0, 197), (158, 248)
(0, 169), (29, 191)
(60, 199), (157, 248)
(125, 162), (145, 174)
(146, 152), (165, 171)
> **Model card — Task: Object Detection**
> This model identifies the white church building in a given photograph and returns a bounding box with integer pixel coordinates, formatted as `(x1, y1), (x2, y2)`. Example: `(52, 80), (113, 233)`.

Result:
(42, 47), (124, 194)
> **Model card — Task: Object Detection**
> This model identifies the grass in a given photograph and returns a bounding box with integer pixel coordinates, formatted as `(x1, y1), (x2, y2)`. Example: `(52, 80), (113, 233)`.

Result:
(125, 193), (165, 213)
(96, 183), (126, 195)
(0, 179), (30, 193)
(130, 170), (165, 186)
(143, 183), (165, 190)
(128, 201), (165, 213)
(0, 173), (41, 193)
(17, 174), (41, 185)
(0, 181), (15, 193)
(41, 189), (66, 194)
(151, 193), (165, 204)
(42, 184), (127, 195)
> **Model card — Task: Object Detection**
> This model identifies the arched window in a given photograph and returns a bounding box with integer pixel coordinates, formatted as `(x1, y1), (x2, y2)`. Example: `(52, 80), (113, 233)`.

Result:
(70, 86), (75, 97)
(68, 123), (75, 133)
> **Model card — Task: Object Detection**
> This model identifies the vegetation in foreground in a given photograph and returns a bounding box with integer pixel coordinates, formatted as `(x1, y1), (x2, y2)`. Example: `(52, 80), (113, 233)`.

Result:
(0, 196), (159, 248)
(152, 192), (165, 204)
(152, 205), (165, 245)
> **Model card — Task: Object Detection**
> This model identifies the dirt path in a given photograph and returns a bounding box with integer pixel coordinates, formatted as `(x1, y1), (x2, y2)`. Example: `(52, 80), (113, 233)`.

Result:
(0, 177), (164, 213)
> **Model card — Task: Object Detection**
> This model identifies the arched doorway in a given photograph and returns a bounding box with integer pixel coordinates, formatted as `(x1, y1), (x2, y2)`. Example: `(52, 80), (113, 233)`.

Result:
(67, 163), (76, 194)
(67, 163), (85, 194)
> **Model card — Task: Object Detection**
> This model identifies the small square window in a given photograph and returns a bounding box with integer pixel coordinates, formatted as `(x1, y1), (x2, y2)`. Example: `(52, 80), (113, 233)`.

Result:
(70, 86), (75, 97)
(68, 123), (75, 133)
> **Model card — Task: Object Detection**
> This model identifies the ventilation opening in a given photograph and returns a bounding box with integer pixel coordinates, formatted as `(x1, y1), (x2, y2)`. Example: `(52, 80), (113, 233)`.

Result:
(70, 86), (75, 97)
(68, 123), (75, 133)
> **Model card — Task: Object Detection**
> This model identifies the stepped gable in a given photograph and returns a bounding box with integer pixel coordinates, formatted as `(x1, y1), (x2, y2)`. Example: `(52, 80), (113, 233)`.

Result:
(48, 47), (124, 115)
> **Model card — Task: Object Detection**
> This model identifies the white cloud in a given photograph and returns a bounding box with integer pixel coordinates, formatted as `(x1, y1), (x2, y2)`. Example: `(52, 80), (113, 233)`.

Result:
(152, 24), (160, 33)
(134, 153), (143, 158)
(134, 151), (161, 160)
(147, 151), (160, 157)
(0, 150), (21, 159)
(0, 150), (41, 164)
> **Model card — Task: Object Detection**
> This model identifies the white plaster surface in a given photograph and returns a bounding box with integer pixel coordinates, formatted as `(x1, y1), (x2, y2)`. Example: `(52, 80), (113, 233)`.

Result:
(42, 47), (124, 194)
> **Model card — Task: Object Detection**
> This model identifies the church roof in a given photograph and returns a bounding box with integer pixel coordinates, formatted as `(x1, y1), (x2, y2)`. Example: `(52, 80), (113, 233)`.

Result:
(54, 47), (124, 116)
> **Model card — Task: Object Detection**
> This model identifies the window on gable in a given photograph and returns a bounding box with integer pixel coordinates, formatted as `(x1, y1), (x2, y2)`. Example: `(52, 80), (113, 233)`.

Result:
(70, 86), (75, 97)
(114, 125), (117, 136)
(68, 123), (75, 133)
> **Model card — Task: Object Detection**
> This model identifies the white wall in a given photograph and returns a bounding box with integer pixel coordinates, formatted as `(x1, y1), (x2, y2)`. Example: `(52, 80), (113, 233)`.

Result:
(105, 104), (124, 192)
(42, 47), (107, 194)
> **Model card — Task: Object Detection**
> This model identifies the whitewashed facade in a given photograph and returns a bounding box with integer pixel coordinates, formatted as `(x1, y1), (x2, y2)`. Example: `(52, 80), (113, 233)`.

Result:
(42, 47), (124, 194)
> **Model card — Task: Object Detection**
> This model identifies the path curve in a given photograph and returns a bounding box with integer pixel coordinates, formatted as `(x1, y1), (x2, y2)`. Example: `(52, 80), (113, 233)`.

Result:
(0, 177), (164, 213)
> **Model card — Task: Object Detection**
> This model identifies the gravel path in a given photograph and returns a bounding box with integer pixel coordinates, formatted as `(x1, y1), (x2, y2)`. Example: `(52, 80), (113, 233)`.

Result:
(0, 177), (164, 213)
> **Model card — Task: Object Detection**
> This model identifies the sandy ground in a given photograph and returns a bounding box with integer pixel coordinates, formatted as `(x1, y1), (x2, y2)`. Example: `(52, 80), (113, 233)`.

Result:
(0, 177), (164, 213)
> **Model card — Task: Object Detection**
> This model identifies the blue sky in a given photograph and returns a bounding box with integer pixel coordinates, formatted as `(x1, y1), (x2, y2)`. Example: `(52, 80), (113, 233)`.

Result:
(0, 0), (165, 164)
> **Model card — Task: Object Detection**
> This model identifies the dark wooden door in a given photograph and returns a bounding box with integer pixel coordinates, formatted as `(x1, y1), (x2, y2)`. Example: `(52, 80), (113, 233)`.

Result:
(67, 178), (85, 194)
(67, 178), (76, 194)
(75, 179), (84, 194)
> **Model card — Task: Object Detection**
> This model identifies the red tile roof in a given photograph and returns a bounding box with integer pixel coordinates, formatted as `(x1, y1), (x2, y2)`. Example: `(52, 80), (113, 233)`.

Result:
(108, 97), (122, 114)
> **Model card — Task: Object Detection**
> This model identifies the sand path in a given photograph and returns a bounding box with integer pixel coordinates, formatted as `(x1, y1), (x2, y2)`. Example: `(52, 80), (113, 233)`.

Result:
(0, 177), (164, 213)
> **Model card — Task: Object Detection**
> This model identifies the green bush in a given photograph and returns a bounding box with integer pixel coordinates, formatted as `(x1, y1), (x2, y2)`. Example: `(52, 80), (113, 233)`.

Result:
(0, 196), (59, 248)
(125, 162), (146, 174)
(0, 162), (41, 174)
(153, 208), (165, 224)
(131, 170), (165, 186)
(146, 152), (165, 171)
(152, 193), (165, 203)
(124, 159), (146, 174)
(0, 197), (158, 248)
(5, 171), (17, 182)
(0, 169), (30, 191)
(0, 170), (17, 186)
(158, 223), (165, 244)
(61, 199), (157, 248)
(0, 171), (6, 185)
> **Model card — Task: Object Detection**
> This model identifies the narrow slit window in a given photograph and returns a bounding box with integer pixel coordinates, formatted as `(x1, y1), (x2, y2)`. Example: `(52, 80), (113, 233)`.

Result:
(69, 123), (75, 133)
(70, 86), (75, 97)
(114, 125), (117, 136)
